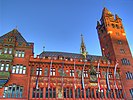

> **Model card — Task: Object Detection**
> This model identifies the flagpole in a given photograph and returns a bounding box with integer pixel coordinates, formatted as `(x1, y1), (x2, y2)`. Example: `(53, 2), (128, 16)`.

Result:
(97, 60), (101, 92)
(114, 61), (118, 90)
(106, 61), (111, 91)
(48, 59), (53, 89)
(61, 57), (64, 99)
(35, 64), (41, 90)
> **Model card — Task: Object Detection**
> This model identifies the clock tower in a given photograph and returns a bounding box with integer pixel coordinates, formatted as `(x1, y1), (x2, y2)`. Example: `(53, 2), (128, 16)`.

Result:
(96, 7), (133, 99)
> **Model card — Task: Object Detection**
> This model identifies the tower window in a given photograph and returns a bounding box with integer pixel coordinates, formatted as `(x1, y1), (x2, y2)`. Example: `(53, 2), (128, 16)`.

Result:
(116, 24), (119, 29)
(107, 52), (110, 57)
(129, 88), (133, 99)
(120, 49), (125, 54)
(117, 40), (122, 45)
(121, 58), (130, 65)
(112, 24), (115, 28)
(105, 44), (108, 49)
(126, 72), (133, 79)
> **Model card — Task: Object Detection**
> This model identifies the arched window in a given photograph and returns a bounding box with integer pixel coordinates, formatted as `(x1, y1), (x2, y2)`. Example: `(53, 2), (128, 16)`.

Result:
(121, 58), (130, 65)
(112, 24), (115, 28)
(3, 84), (23, 98)
(32, 87), (43, 98)
(116, 24), (119, 29)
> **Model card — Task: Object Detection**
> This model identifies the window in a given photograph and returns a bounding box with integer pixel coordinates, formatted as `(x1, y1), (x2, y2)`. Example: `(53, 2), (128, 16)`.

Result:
(130, 88), (133, 99)
(107, 52), (110, 57)
(109, 72), (113, 78)
(105, 44), (108, 49)
(4, 48), (8, 53)
(91, 88), (95, 98)
(45, 87), (56, 98)
(115, 89), (123, 99)
(12, 65), (26, 74)
(9, 48), (13, 54)
(116, 24), (119, 29)
(126, 72), (133, 79)
(86, 88), (91, 98)
(75, 88), (82, 98)
(0, 63), (10, 71)
(3, 84), (23, 98)
(15, 50), (25, 58)
(112, 24), (115, 28)
(32, 88), (43, 98)
(110, 89), (114, 98)
(84, 70), (88, 77)
(50, 68), (55, 76)
(118, 40), (122, 45)
(64, 88), (73, 98)
(120, 49), (125, 54)
(100, 89), (104, 98)
(36, 68), (42, 75)
(121, 58), (130, 65)
(70, 69), (74, 76)
(5, 64), (9, 71)
(0, 63), (4, 71)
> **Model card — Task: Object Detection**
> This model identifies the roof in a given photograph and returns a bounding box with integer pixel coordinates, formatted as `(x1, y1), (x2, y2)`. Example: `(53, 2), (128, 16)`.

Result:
(39, 51), (104, 61)
(0, 29), (27, 44)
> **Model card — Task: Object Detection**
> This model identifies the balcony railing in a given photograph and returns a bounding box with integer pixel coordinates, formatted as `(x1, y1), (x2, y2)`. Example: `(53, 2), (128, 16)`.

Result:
(0, 54), (13, 60)
(0, 71), (10, 79)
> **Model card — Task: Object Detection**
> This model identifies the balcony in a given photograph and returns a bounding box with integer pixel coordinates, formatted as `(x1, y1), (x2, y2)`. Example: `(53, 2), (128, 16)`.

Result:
(0, 54), (13, 60)
(0, 71), (10, 88)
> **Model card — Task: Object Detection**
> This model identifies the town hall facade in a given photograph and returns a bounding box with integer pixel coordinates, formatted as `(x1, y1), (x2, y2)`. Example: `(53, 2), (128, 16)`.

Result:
(0, 8), (133, 100)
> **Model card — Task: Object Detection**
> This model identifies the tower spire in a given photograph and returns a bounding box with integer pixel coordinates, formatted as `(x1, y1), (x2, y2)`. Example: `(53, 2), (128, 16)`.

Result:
(80, 34), (87, 59)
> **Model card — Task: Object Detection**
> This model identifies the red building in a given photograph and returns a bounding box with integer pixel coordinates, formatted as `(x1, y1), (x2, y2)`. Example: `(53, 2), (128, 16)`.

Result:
(0, 8), (132, 100)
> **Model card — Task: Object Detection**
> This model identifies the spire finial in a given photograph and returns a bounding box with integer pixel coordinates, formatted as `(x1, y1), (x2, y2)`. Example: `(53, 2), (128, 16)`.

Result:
(43, 46), (45, 52)
(80, 34), (88, 59)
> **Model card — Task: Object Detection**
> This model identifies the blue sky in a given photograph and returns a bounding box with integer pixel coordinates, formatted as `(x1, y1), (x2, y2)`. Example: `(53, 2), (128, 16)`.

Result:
(0, 0), (133, 56)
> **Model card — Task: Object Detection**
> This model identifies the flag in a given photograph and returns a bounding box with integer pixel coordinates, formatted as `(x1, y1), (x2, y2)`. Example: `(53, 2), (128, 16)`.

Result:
(48, 60), (53, 89)
(73, 59), (76, 89)
(114, 61), (119, 89)
(61, 61), (64, 89)
(35, 67), (40, 89)
(97, 60), (101, 91)
(106, 61), (110, 90)
(81, 61), (86, 90)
